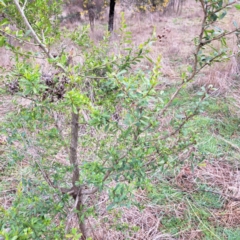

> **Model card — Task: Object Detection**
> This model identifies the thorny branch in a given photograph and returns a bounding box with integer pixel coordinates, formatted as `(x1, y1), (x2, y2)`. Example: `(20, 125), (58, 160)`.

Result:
(13, 0), (53, 58)
(0, 29), (39, 46)
(13, 0), (66, 72)
(159, 0), (239, 117)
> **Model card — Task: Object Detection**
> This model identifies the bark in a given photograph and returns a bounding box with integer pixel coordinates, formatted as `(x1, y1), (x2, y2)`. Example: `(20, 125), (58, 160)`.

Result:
(69, 111), (80, 186)
(108, 0), (116, 32)
(76, 196), (88, 240)
(69, 111), (88, 239)
(151, 0), (157, 7)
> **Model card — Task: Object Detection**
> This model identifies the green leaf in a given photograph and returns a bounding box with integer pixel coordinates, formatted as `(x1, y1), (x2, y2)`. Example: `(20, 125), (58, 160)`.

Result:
(176, 114), (185, 119)
(24, 30), (32, 37)
(0, 19), (8, 26)
(218, 10), (227, 20)
(0, 36), (6, 47)
(220, 37), (227, 47)
(235, 4), (240, 10)
(233, 21), (238, 28)
(66, 234), (73, 238)
(106, 203), (115, 211)
(187, 66), (193, 73)
(72, 104), (78, 114)
(0, 0), (6, 7)
(145, 56), (154, 63)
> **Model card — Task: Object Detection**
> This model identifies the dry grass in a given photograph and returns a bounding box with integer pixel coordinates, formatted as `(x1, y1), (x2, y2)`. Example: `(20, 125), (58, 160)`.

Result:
(0, 48), (12, 69)
(111, 0), (239, 93)
(70, 159), (240, 239)
(177, 160), (240, 228)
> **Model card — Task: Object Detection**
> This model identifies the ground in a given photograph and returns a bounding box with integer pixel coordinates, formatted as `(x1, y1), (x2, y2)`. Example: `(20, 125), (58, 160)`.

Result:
(1, 0), (240, 239)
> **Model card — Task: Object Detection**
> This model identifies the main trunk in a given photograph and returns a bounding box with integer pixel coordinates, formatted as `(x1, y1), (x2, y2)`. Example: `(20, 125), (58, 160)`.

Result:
(77, 197), (87, 240)
(108, 0), (116, 32)
(69, 111), (87, 239)
(69, 111), (80, 186)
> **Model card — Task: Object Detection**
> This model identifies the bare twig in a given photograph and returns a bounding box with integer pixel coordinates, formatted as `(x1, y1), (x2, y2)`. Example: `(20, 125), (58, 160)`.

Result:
(209, 1), (236, 15)
(12, 0), (66, 72)
(159, 0), (238, 118)
(22, 0), (28, 11)
(0, 29), (39, 46)
(200, 29), (240, 47)
(51, 111), (69, 155)
(13, 0), (53, 58)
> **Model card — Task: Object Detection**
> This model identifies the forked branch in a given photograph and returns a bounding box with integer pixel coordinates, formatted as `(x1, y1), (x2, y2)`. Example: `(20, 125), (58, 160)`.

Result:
(13, 0), (53, 58)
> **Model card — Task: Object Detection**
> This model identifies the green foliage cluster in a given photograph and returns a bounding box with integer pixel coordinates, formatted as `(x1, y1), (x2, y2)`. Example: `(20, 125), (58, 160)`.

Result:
(0, 183), (66, 239)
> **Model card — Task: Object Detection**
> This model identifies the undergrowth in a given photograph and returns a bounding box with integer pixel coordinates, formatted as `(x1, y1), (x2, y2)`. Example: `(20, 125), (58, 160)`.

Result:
(1, 85), (240, 239)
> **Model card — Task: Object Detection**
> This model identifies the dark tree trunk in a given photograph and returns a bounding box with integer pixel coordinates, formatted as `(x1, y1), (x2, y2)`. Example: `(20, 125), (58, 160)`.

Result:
(108, 0), (116, 32)
(151, 0), (157, 7)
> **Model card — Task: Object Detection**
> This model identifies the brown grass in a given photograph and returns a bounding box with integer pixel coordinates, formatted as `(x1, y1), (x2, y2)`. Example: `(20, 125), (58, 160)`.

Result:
(73, 159), (240, 239)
